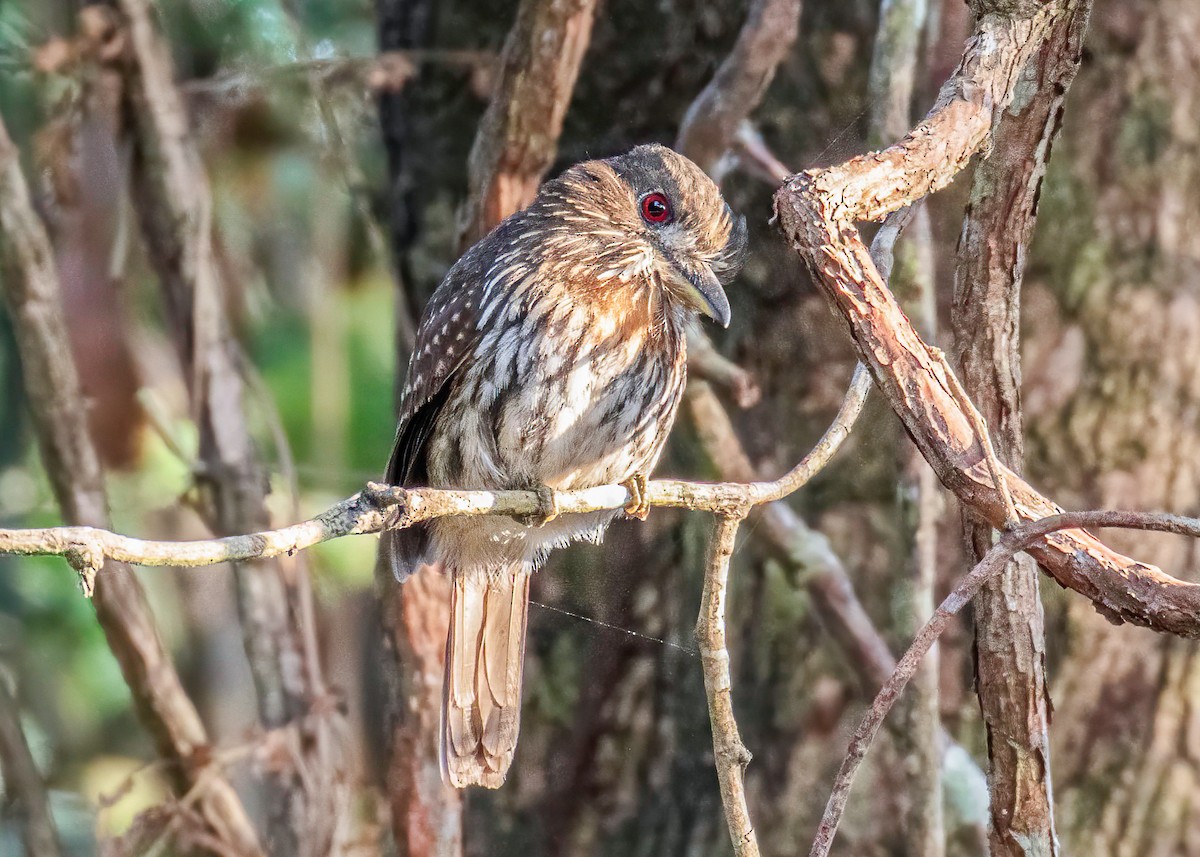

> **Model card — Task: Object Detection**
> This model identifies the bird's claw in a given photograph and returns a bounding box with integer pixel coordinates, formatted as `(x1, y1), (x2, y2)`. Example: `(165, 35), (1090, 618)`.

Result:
(622, 473), (650, 521)
(535, 484), (559, 525)
(516, 484), (559, 527)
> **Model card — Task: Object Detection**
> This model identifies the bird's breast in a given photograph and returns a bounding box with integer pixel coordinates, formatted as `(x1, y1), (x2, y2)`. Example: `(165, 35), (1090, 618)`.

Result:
(433, 289), (686, 494)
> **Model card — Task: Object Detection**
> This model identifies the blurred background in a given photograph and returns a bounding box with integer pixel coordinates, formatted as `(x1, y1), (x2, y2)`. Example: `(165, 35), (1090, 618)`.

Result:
(1, 0), (1197, 854)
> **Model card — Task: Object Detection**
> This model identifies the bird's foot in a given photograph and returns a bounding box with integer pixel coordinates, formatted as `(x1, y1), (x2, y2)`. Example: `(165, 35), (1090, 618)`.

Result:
(622, 473), (650, 521)
(516, 484), (559, 528)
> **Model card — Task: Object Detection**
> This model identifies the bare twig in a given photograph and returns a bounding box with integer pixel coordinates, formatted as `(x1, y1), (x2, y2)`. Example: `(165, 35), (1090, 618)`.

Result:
(808, 509), (1200, 857)
(0, 679), (63, 857)
(695, 513), (756, 857)
(772, 0), (1200, 637)
(731, 122), (791, 185)
(746, 364), (871, 504)
(0, 114), (262, 856)
(0, 357), (862, 573)
(0, 475), (828, 570)
(456, 0), (599, 250)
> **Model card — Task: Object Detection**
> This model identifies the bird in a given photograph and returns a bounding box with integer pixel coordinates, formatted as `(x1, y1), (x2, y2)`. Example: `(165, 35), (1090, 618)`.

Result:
(382, 143), (746, 789)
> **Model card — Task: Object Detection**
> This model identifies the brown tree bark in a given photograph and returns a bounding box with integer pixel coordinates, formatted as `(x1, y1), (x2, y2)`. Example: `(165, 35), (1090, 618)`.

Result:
(377, 570), (463, 857)
(951, 1), (1090, 853)
(455, 0), (599, 251)
(1023, 0), (1200, 852)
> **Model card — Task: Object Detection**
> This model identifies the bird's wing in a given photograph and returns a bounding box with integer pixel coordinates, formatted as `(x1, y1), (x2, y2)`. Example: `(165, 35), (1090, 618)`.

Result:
(386, 259), (487, 487)
(383, 255), (488, 578)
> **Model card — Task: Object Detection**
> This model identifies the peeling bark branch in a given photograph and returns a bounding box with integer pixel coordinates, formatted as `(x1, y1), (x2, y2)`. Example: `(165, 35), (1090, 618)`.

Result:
(808, 509), (1200, 857)
(0, 115), (262, 857)
(773, 0), (1200, 637)
(456, 0), (599, 250)
(696, 514), (756, 857)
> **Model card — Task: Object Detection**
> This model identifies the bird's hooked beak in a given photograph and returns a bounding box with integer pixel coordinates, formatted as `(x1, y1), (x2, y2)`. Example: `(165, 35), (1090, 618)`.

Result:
(663, 253), (731, 328)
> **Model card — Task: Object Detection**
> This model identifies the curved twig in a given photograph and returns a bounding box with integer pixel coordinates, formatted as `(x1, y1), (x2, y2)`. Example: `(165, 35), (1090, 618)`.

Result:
(808, 509), (1200, 857)
(745, 362), (871, 503)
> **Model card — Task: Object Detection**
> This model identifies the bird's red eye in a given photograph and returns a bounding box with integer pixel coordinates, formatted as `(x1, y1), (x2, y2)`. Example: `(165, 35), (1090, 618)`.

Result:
(640, 192), (672, 224)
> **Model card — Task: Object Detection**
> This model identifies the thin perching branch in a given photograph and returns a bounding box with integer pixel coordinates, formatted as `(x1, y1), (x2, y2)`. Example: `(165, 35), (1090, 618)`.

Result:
(0, 456), (857, 572)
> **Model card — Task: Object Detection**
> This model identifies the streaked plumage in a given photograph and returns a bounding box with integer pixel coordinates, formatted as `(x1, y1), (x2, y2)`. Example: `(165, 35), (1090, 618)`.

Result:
(383, 144), (746, 788)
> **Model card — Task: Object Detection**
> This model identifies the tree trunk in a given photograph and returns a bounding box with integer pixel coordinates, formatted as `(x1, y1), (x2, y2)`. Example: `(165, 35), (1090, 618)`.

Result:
(951, 2), (1090, 853)
(1024, 0), (1200, 853)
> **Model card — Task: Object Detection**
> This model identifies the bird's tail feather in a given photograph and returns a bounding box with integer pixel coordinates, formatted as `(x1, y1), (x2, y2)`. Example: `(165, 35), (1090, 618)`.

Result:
(441, 565), (530, 789)
(381, 522), (430, 583)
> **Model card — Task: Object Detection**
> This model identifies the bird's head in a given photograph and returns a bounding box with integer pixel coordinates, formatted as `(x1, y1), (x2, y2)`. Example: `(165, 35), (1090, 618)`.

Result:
(542, 144), (747, 327)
